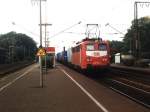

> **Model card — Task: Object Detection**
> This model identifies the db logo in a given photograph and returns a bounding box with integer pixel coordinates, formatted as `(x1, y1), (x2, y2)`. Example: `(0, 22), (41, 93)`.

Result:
(94, 52), (100, 56)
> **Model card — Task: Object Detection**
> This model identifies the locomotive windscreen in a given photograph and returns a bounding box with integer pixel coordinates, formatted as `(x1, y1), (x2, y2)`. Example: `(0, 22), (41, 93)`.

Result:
(86, 44), (94, 51)
(99, 44), (107, 51)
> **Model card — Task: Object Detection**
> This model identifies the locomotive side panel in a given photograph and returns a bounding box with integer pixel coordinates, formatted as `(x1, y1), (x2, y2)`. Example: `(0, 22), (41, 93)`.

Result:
(72, 45), (81, 67)
(80, 44), (88, 69)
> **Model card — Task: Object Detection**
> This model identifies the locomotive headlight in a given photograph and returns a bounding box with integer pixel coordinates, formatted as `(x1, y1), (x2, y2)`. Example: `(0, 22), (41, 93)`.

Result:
(102, 58), (107, 61)
(87, 56), (91, 62)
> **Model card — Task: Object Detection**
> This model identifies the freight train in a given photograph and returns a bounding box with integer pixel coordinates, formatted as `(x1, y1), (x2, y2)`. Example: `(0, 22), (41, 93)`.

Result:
(57, 38), (110, 71)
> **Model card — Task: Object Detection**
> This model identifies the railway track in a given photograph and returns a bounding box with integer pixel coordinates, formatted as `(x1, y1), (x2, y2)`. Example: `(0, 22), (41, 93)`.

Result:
(96, 68), (150, 109)
(57, 63), (150, 109)
(0, 61), (35, 78)
(110, 68), (150, 85)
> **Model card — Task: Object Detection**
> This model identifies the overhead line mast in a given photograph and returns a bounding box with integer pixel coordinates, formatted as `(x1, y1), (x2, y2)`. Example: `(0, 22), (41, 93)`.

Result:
(31, 0), (47, 88)
(41, 23), (52, 72)
(134, 1), (150, 60)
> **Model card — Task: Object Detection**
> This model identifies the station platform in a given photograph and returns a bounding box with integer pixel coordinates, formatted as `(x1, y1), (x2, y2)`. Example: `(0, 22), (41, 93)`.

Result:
(0, 64), (149, 112)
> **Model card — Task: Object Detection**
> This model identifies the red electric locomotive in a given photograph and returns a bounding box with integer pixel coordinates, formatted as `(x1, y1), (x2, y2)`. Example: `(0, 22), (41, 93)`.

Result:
(71, 38), (110, 70)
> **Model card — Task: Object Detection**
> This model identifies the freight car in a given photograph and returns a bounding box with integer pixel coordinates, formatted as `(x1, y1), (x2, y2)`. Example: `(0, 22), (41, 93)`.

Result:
(56, 50), (67, 63)
(57, 38), (110, 71)
(56, 52), (62, 62)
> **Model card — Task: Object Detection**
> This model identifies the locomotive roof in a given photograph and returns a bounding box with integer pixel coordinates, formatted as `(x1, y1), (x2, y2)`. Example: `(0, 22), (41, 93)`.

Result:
(76, 37), (107, 45)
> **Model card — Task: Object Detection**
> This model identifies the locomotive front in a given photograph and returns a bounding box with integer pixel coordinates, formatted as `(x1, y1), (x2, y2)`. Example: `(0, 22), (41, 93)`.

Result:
(85, 39), (110, 69)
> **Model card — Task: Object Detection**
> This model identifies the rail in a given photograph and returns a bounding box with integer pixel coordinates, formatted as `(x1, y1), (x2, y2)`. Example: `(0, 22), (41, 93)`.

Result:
(99, 67), (150, 109)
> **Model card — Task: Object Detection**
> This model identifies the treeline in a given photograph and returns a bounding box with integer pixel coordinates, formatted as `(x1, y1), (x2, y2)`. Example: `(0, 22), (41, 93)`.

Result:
(109, 16), (150, 59)
(0, 31), (37, 64)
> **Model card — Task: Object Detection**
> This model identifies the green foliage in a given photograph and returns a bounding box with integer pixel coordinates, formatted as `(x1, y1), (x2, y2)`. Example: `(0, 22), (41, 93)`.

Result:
(0, 31), (37, 63)
(109, 40), (124, 53)
(123, 16), (150, 58)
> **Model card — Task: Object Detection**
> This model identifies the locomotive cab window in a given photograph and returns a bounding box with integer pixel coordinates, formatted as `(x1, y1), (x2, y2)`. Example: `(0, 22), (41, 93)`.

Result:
(86, 44), (94, 51)
(99, 44), (107, 51)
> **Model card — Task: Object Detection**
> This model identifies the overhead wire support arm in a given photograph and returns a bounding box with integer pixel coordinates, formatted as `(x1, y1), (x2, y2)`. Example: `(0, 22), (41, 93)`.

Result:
(50, 21), (82, 39)
(105, 23), (125, 35)
(12, 22), (40, 37)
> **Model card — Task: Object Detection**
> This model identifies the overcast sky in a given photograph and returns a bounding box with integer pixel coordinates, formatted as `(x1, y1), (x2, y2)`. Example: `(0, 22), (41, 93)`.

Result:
(0, 0), (150, 52)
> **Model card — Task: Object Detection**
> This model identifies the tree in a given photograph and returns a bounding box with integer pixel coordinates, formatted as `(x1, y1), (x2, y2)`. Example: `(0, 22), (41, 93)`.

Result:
(0, 31), (37, 63)
(123, 16), (150, 58)
(109, 40), (124, 54)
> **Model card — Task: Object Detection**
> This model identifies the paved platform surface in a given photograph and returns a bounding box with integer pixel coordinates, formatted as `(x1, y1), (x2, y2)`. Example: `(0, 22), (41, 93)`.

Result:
(0, 64), (149, 112)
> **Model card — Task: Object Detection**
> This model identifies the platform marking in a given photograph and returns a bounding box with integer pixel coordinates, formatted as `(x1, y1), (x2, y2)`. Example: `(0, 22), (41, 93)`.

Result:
(0, 71), (22, 82)
(0, 65), (37, 92)
(60, 68), (109, 112)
